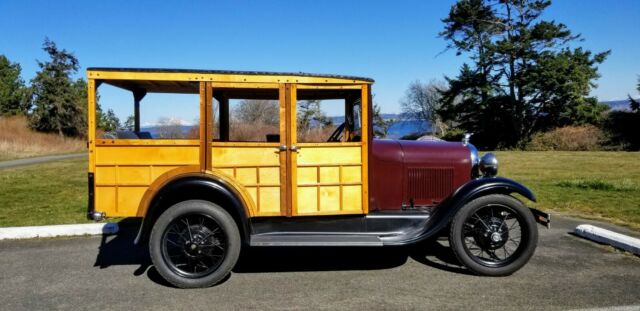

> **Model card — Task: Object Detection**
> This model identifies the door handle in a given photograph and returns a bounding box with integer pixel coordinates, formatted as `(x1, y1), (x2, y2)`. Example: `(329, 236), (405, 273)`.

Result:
(278, 145), (288, 151)
(290, 145), (299, 152)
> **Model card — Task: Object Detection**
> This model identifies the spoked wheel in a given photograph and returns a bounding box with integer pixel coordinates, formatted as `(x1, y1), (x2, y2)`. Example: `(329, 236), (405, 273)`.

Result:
(449, 194), (537, 276)
(149, 200), (241, 288)
(162, 213), (226, 278)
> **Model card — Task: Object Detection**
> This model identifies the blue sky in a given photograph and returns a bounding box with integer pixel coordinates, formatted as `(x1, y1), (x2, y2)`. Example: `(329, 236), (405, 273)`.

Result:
(1, 0), (638, 123)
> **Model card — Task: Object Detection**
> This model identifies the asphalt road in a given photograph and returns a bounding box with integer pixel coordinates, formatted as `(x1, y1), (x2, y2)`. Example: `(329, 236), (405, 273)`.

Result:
(0, 153), (86, 169)
(0, 216), (638, 310)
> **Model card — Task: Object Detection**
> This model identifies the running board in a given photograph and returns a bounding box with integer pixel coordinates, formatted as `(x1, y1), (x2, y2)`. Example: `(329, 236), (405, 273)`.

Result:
(250, 234), (383, 247)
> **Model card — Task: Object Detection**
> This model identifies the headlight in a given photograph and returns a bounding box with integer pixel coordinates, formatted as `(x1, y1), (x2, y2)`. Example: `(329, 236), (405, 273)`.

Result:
(479, 153), (498, 177)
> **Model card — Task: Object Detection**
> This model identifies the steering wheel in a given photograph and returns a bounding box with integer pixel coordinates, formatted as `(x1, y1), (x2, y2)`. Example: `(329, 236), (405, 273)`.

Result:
(327, 122), (346, 142)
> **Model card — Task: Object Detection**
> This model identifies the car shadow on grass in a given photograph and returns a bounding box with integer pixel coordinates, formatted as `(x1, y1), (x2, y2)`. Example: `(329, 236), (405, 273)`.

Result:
(93, 219), (470, 288)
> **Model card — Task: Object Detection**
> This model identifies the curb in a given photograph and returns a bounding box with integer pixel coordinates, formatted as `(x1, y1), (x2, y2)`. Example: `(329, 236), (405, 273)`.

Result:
(575, 224), (640, 255)
(0, 223), (119, 240)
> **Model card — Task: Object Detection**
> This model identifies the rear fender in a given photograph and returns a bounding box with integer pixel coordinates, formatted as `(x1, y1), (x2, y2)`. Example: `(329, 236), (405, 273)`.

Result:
(134, 171), (253, 245)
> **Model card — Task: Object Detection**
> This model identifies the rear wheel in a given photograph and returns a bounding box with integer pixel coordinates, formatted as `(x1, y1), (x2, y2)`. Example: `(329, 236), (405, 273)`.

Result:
(449, 194), (538, 276)
(149, 200), (241, 288)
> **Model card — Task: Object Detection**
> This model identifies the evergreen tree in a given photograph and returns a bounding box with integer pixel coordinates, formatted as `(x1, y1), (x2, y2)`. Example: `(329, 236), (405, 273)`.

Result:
(97, 108), (121, 132)
(0, 55), (29, 116)
(439, 0), (609, 149)
(297, 100), (332, 132)
(629, 78), (639, 112)
(28, 38), (87, 137)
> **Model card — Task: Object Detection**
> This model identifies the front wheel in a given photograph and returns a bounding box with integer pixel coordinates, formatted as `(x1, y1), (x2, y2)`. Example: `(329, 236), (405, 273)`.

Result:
(449, 194), (538, 276)
(149, 200), (241, 288)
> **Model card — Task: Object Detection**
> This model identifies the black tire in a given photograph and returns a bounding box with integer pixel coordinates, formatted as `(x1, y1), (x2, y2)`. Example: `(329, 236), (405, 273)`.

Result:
(149, 200), (241, 288)
(449, 194), (538, 276)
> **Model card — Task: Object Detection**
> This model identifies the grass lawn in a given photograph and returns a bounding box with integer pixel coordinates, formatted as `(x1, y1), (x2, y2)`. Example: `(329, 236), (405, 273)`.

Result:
(496, 151), (640, 230)
(0, 157), (89, 227)
(0, 152), (638, 230)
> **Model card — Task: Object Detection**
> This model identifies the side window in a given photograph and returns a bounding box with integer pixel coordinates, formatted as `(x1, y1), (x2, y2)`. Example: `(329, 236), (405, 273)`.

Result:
(96, 82), (199, 139)
(213, 88), (280, 142)
(296, 88), (362, 143)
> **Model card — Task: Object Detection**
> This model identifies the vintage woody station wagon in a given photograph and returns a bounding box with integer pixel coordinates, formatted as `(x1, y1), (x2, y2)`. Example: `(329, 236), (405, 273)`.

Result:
(86, 68), (550, 288)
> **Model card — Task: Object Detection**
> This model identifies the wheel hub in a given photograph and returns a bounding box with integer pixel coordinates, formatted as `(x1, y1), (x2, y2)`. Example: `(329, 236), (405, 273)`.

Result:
(182, 225), (216, 258)
(474, 216), (509, 250)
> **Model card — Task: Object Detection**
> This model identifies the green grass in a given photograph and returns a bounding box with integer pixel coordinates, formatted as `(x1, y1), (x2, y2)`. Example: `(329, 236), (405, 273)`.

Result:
(495, 151), (640, 230)
(0, 157), (89, 227)
(0, 152), (638, 230)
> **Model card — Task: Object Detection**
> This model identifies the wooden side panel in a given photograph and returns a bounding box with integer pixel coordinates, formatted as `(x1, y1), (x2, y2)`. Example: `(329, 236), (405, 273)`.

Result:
(211, 145), (282, 216)
(94, 145), (199, 217)
(294, 146), (364, 215)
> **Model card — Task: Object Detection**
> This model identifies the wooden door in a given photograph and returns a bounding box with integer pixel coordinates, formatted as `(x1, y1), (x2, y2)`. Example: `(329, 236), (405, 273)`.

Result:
(286, 84), (369, 216)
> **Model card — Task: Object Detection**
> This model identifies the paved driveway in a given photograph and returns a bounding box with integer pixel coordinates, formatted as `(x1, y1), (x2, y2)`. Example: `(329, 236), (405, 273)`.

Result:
(0, 216), (638, 310)
(0, 153), (86, 169)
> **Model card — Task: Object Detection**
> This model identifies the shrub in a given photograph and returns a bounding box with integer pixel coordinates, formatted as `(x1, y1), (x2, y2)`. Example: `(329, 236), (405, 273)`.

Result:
(526, 125), (605, 151)
(440, 128), (465, 142)
(602, 110), (640, 151)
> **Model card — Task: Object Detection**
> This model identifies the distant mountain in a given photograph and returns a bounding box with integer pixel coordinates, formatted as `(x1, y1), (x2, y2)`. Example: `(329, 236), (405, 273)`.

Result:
(602, 99), (637, 111)
(140, 125), (196, 138)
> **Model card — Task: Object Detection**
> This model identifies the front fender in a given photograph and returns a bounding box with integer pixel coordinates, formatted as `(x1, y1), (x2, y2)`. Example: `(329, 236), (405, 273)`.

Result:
(449, 176), (536, 204)
(396, 177), (537, 244)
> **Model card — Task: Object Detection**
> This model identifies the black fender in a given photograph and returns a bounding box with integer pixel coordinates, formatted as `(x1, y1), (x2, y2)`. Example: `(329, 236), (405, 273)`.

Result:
(389, 177), (536, 245)
(134, 176), (251, 245)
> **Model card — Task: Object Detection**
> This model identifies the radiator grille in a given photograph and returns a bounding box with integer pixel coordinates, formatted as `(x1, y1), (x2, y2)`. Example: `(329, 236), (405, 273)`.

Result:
(407, 167), (454, 202)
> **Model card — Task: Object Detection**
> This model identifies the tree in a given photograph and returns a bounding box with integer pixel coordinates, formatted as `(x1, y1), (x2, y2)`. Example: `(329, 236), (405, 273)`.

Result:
(401, 80), (448, 136)
(97, 109), (121, 132)
(123, 115), (135, 131)
(629, 78), (639, 112)
(233, 99), (279, 125)
(28, 38), (87, 137)
(0, 55), (29, 116)
(372, 103), (393, 137)
(439, 0), (609, 149)
(297, 100), (332, 132)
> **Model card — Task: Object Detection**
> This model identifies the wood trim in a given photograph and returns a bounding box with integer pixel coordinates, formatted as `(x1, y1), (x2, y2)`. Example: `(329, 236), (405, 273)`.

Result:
(297, 182), (362, 187)
(211, 142), (280, 147)
(95, 139), (200, 146)
(88, 70), (373, 85)
(279, 83), (288, 216)
(296, 84), (364, 90)
(199, 82), (207, 171)
(211, 82), (280, 89)
(297, 163), (361, 168)
(212, 164), (280, 169)
(205, 82), (213, 170)
(88, 79), (96, 174)
(288, 84), (298, 216)
(296, 142), (362, 147)
(361, 84), (370, 214)
(95, 163), (196, 167)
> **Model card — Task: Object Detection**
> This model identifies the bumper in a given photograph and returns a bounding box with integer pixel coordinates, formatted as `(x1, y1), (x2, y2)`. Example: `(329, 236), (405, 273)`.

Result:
(530, 207), (551, 229)
(86, 172), (104, 221)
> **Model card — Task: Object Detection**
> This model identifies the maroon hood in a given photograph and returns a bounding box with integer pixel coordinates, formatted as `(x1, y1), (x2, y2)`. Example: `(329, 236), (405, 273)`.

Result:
(370, 139), (472, 211)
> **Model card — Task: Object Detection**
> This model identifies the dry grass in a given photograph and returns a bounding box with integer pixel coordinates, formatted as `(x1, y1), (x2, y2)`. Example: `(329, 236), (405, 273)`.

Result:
(0, 116), (85, 161)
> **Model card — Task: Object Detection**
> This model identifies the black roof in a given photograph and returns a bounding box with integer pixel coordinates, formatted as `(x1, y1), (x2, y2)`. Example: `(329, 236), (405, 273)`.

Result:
(87, 67), (374, 82)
